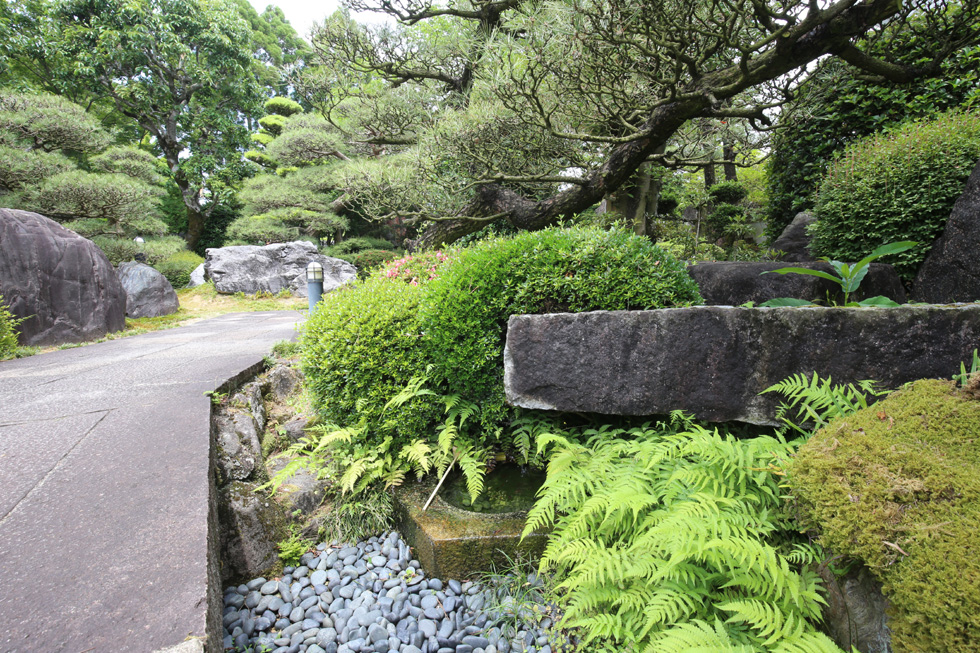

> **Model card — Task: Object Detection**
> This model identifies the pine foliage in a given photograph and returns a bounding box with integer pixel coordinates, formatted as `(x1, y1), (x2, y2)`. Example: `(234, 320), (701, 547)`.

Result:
(526, 425), (842, 652)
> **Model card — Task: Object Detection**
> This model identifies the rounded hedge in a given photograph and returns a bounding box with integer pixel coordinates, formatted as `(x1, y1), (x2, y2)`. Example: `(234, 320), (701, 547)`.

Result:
(419, 226), (703, 432)
(302, 227), (702, 453)
(809, 111), (980, 280)
(300, 253), (454, 445)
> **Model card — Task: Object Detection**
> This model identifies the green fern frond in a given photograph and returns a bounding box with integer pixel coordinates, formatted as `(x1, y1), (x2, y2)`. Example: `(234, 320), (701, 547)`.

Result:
(399, 439), (434, 474)
(762, 371), (883, 432)
(340, 458), (369, 493)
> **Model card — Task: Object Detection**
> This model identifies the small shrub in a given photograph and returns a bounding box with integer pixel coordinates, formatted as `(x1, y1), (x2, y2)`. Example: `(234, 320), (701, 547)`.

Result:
(328, 237), (394, 255)
(92, 234), (186, 266)
(154, 250), (204, 289)
(708, 180), (750, 205)
(1, 294), (25, 359)
(379, 250), (454, 284)
(810, 110), (980, 280)
(339, 249), (401, 279)
(420, 226), (702, 433)
(301, 275), (442, 448)
(704, 202), (746, 234)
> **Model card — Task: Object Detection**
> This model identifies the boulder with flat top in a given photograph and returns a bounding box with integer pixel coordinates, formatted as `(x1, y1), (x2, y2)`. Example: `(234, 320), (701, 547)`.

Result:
(204, 241), (355, 297)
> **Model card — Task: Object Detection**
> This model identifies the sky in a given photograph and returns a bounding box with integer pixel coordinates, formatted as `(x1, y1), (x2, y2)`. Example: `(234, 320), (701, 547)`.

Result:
(247, 0), (386, 40)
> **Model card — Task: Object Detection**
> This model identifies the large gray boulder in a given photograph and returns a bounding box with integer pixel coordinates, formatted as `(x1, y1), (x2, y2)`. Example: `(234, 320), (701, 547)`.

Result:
(117, 261), (179, 318)
(913, 159), (980, 303)
(0, 208), (125, 346)
(770, 212), (817, 261)
(504, 305), (980, 425)
(688, 261), (906, 306)
(204, 241), (356, 297)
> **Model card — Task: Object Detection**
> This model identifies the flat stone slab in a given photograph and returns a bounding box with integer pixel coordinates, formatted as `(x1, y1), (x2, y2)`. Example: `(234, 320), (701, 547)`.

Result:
(504, 305), (980, 424)
(0, 311), (301, 652)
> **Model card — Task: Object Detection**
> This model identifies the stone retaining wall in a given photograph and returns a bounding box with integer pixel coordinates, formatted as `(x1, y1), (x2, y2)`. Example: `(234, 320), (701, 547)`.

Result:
(504, 305), (980, 424)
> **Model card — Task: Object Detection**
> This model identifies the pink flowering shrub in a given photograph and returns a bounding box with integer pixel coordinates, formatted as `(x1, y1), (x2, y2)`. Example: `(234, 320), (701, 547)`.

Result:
(379, 250), (455, 286)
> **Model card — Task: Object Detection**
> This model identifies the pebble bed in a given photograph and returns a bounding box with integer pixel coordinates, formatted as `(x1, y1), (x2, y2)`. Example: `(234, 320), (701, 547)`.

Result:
(223, 531), (557, 653)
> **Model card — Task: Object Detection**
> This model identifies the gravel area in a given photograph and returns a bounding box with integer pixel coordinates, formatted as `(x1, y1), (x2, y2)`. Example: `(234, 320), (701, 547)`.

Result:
(222, 531), (558, 653)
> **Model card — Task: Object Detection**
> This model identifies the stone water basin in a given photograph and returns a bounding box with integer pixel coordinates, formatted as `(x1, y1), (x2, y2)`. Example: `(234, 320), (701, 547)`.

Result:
(394, 465), (549, 580)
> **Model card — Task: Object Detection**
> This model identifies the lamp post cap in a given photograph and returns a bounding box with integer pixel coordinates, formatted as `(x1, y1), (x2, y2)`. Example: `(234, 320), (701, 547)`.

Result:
(307, 261), (324, 281)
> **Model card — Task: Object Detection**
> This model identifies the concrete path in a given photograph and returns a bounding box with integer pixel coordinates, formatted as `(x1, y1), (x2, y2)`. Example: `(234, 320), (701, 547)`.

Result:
(0, 311), (303, 652)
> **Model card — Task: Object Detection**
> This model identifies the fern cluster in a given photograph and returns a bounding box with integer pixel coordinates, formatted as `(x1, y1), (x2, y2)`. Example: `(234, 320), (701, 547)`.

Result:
(763, 372), (884, 435)
(526, 424), (842, 652)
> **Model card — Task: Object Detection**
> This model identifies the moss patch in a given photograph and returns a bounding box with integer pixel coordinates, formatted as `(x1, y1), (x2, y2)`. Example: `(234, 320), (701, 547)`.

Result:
(790, 378), (980, 652)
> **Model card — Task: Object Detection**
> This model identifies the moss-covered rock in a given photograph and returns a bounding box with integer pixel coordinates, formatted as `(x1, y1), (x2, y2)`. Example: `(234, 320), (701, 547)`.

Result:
(791, 378), (980, 652)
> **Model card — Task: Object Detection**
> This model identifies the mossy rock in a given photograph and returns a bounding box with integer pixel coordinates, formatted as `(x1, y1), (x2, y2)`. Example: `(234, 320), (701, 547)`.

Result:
(791, 378), (980, 652)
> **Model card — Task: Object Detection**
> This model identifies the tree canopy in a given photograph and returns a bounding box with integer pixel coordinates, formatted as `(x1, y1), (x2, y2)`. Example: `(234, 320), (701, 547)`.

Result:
(293, 0), (980, 249)
(0, 0), (283, 249)
(0, 90), (167, 237)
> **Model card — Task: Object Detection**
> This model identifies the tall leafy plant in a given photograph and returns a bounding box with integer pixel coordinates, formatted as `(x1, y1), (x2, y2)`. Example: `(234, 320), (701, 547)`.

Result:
(759, 241), (916, 307)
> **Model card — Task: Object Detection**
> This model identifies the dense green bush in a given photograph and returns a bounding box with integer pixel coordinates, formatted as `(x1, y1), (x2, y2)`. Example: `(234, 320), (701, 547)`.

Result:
(809, 111), (980, 280)
(340, 249), (402, 279)
(328, 237), (394, 255)
(1, 294), (23, 359)
(766, 46), (980, 242)
(419, 227), (702, 434)
(154, 250), (205, 288)
(299, 228), (701, 493)
(301, 269), (443, 447)
(708, 180), (749, 205)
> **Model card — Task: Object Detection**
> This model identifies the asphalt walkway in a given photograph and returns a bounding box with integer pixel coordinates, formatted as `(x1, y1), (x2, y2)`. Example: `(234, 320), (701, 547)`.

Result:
(0, 311), (303, 652)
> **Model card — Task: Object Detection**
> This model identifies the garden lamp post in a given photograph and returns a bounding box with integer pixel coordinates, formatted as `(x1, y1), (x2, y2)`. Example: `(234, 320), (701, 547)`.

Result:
(307, 261), (323, 312)
(133, 236), (146, 263)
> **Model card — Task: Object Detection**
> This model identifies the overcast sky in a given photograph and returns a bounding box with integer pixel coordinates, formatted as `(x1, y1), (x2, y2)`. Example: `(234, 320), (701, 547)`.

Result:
(247, 0), (386, 40)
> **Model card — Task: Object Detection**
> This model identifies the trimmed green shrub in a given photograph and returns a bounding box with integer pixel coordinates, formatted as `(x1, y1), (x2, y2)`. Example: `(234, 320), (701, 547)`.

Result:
(328, 237), (394, 255)
(708, 180), (749, 205)
(154, 250), (205, 289)
(809, 111), (980, 280)
(1, 293), (23, 359)
(766, 46), (980, 242)
(299, 229), (701, 495)
(419, 226), (703, 433)
(340, 249), (402, 279)
(791, 379), (980, 652)
(300, 273), (443, 447)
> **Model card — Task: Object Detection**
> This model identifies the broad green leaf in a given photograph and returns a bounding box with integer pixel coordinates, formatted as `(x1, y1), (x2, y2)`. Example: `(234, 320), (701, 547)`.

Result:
(759, 298), (815, 307)
(842, 264), (870, 294)
(857, 296), (902, 307)
(855, 240), (918, 270)
(761, 267), (841, 285)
